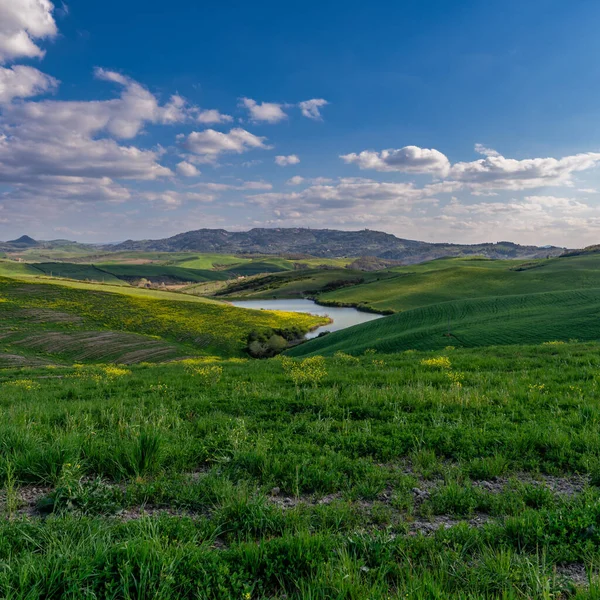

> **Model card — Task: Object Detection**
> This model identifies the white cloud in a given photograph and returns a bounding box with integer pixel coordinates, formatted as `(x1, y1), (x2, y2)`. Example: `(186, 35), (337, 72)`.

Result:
(450, 149), (600, 191)
(182, 128), (270, 160)
(287, 176), (305, 186)
(0, 0), (58, 63)
(93, 68), (193, 136)
(275, 154), (300, 166)
(176, 161), (200, 177)
(142, 190), (216, 208)
(474, 143), (500, 157)
(249, 177), (438, 219)
(194, 181), (272, 191)
(197, 108), (233, 124)
(341, 146), (451, 176)
(240, 97), (287, 123)
(0, 64), (58, 103)
(298, 98), (328, 120)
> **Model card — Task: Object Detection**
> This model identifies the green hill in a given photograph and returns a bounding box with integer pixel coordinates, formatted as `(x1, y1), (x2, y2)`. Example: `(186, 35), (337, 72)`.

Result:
(288, 288), (600, 356)
(316, 254), (600, 312)
(0, 276), (325, 365)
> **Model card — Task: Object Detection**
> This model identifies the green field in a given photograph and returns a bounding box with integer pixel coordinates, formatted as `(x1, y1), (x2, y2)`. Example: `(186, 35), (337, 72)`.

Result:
(288, 288), (600, 357)
(318, 254), (600, 312)
(2, 343), (600, 597)
(0, 276), (325, 365)
(4, 248), (600, 597)
(217, 268), (397, 300)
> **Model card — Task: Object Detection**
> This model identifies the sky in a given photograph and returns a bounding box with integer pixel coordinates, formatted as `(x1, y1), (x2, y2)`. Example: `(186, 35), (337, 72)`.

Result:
(1, 0), (600, 246)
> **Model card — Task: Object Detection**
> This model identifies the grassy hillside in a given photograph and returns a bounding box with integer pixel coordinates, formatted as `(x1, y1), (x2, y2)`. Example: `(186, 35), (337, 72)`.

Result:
(217, 268), (397, 300)
(0, 276), (325, 364)
(288, 288), (600, 356)
(95, 263), (232, 283)
(318, 254), (600, 312)
(2, 342), (600, 597)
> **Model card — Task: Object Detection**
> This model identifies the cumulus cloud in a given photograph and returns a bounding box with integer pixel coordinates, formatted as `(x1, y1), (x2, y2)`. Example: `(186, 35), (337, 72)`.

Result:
(196, 108), (233, 124)
(450, 148), (600, 191)
(341, 146), (451, 176)
(142, 190), (216, 208)
(182, 128), (270, 161)
(0, 0), (58, 63)
(194, 181), (273, 191)
(275, 154), (300, 166)
(92, 68), (193, 136)
(286, 176), (305, 186)
(0, 69), (205, 209)
(0, 64), (58, 103)
(298, 98), (328, 120)
(248, 177), (439, 220)
(176, 161), (200, 177)
(342, 143), (600, 193)
(240, 97), (287, 123)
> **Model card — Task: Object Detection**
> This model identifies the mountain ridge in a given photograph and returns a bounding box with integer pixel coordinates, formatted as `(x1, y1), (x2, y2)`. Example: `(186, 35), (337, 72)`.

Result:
(109, 227), (567, 263)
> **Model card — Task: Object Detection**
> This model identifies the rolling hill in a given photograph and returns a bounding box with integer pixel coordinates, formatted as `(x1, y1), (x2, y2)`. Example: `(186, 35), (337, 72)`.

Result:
(0, 276), (326, 365)
(287, 288), (600, 356)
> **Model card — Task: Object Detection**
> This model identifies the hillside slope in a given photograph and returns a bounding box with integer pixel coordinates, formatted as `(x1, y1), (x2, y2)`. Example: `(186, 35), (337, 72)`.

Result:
(287, 289), (600, 356)
(316, 254), (600, 312)
(0, 276), (325, 365)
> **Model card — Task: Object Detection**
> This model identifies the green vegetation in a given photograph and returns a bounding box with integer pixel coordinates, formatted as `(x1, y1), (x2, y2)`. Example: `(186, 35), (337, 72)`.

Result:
(289, 288), (600, 356)
(217, 268), (397, 300)
(2, 343), (600, 597)
(319, 254), (600, 313)
(4, 247), (600, 597)
(0, 276), (325, 364)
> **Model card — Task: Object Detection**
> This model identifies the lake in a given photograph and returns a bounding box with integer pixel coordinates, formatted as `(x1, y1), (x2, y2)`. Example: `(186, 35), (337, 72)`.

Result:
(229, 298), (384, 338)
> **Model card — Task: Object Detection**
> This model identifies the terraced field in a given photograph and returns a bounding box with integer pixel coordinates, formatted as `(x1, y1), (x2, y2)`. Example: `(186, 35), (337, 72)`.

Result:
(288, 289), (600, 356)
(0, 276), (326, 364)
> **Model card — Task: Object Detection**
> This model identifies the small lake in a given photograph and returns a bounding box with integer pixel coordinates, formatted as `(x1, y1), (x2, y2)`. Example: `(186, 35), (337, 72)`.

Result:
(230, 298), (384, 339)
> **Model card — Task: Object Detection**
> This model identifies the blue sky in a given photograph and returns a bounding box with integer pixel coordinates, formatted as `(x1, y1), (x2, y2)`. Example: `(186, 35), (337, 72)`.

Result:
(1, 0), (600, 246)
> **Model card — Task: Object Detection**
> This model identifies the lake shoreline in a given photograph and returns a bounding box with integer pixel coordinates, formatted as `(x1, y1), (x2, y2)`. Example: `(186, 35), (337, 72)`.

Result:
(229, 298), (385, 339)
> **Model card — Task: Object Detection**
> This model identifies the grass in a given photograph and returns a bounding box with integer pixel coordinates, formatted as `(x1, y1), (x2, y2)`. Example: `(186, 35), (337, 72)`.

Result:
(217, 268), (396, 300)
(288, 288), (600, 356)
(0, 276), (326, 363)
(1, 342), (600, 597)
(319, 254), (600, 312)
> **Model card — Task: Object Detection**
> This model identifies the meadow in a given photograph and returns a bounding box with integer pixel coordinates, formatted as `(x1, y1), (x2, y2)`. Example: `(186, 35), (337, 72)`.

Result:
(3, 249), (600, 598)
(0, 276), (325, 365)
(2, 343), (600, 598)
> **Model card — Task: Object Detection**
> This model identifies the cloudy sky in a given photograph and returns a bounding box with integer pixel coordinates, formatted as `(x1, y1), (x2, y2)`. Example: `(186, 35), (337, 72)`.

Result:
(1, 0), (600, 246)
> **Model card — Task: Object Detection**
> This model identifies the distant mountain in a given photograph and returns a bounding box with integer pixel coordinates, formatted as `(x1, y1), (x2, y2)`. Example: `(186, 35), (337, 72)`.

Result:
(7, 235), (39, 247)
(110, 228), (567, 264)
(0, 236), (92, 252)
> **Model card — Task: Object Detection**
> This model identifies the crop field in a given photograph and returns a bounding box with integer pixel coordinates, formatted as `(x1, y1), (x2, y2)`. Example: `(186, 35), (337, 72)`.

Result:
(289, 289), (600, 357)
(318, 254), (600, 313)
(217, 268), (397, 300)
(2, 343), (600, 597)
(0, 276), (325, 364)
(26, 262), (126, 284)
(95, 263), (232, 284)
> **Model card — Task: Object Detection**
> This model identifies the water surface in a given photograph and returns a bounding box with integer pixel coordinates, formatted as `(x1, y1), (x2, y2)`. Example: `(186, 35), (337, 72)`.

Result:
(230, 298), (384, 338)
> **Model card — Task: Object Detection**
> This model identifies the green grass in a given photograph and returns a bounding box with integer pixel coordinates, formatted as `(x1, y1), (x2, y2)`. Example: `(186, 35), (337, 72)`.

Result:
(27, 262), (127, 284)
(288, 288), (600, 356)
(0, 259), (45, 277)
(0, 276), (326, 364)
(217, 268), (395, 300)
(2, 343), (600, 597)
(319, 254), (600, 312)
(95, 263), (232, 283)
